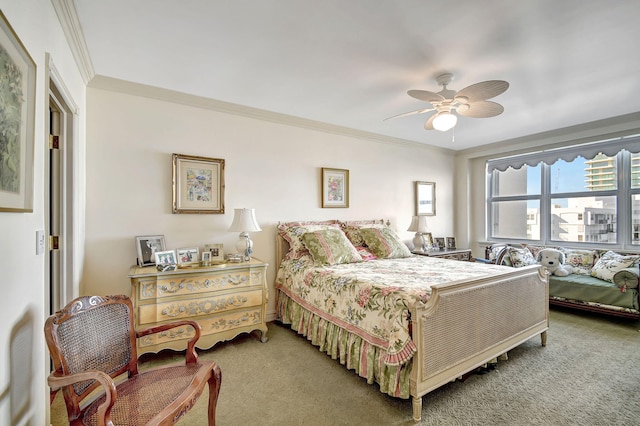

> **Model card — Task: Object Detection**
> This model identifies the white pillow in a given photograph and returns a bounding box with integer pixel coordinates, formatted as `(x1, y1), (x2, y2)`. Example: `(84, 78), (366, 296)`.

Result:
(508, 246), (537, 268)
(591, 251), (640, 283)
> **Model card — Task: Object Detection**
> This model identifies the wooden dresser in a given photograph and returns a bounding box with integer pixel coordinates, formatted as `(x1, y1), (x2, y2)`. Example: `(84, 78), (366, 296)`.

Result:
(128, 258), (268, 355)
(412, 248), (473, 262)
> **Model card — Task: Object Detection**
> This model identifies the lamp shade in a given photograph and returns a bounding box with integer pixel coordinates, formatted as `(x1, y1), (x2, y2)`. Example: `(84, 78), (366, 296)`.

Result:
(407, 216), (430, 233)
(432, 112), (457, 131)
(229, 208), (262, 232)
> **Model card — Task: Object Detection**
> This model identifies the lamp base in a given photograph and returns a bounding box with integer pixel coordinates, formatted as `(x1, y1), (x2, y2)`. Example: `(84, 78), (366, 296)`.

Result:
(236, 232), (254, 261)
(412, 233), (426, 252)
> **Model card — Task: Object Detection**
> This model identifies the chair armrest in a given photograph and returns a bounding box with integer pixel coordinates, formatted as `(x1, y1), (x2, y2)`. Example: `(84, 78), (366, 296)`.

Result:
(48, 370), (117, 424)
(136, 320), (202, 363)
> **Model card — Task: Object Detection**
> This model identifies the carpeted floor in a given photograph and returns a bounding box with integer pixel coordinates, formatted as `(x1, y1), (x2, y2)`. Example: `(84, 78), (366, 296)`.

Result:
(50, 307), (640, 425)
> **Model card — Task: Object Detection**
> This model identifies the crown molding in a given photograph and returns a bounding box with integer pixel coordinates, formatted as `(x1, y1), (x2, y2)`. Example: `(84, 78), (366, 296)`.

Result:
(88, 75), (454, 154)
(51, 0), (95, 84)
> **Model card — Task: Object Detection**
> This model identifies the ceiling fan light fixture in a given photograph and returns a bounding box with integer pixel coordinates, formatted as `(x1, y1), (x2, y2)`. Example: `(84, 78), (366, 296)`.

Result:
(432, 112), (457, 131)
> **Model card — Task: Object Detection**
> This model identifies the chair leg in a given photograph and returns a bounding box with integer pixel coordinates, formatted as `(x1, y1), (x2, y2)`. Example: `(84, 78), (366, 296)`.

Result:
(207, 364), (222, 425)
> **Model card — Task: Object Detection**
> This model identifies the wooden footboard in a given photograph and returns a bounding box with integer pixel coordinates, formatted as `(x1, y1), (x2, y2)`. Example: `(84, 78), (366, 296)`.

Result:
(409, 264), (549, 421)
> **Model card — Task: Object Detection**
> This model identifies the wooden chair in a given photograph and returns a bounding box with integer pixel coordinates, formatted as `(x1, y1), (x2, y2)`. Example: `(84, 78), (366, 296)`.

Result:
(45, 294), (222, 425)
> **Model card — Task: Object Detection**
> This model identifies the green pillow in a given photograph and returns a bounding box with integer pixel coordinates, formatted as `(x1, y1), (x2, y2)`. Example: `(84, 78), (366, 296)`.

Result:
(301, 229), (361, 265)
(612, 267), (639, 289)
(359, 227), (412, 259)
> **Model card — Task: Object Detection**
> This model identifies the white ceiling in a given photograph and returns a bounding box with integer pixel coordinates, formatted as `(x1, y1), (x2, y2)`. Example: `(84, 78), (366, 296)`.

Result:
(73, 0), (640, 151)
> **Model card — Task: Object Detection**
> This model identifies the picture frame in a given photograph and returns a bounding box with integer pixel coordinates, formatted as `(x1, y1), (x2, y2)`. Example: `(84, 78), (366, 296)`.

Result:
(415, 181), (436, 216)
(435, 237), (445, 250)
(135, 235), (166, 266)
(423, 232), (433, 247)
(447, 237), (456, 249)
(204, 243), (225, 262)
(154, 250), (177, 265)
(0, 11), (36, 212)
(201, 251), (211, 262)
(173, 153), (225, 214)
(321, 167), (349, 208)
(177, 247), (199, 264)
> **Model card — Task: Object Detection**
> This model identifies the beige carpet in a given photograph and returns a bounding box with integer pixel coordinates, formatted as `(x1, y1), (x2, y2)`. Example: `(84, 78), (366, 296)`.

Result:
(51, 307), (640, 425)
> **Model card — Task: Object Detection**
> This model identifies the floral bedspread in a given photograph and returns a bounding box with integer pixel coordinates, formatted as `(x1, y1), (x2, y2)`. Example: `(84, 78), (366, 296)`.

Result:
(275, 255), (502, 366)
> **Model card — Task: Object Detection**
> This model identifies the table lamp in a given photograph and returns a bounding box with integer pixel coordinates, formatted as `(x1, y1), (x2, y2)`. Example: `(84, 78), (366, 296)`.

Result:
(407, 215), (430, 252)
(229, 208), (262, 261)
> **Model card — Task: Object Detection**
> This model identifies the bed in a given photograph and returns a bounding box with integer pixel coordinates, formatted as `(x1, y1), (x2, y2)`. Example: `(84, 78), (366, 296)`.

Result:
(274, 220), (549, 421)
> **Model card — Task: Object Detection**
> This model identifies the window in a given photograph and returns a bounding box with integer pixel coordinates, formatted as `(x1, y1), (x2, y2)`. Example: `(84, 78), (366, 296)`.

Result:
(487, 137), (640, 248)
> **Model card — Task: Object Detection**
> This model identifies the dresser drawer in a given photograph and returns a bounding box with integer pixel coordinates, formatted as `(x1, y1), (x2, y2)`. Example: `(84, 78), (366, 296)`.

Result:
(136, 267), (266, 301)
(137, 306), (264, 349)
(137, 288), (264, 325)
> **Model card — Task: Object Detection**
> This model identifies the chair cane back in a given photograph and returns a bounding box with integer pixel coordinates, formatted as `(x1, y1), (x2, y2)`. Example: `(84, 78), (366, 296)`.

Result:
(45, 294), (222, 425)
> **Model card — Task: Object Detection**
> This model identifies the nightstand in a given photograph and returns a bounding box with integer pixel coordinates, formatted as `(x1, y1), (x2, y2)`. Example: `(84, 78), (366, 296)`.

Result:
(412, 248), (473, 262)
(128, 258), (269, 355)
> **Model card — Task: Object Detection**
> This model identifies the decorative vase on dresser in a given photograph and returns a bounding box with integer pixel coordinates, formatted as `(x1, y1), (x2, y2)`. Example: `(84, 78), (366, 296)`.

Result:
(128, 258), (269, 355)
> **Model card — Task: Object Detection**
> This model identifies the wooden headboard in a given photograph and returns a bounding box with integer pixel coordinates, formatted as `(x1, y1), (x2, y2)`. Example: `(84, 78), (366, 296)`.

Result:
(275, 232), (290, 270)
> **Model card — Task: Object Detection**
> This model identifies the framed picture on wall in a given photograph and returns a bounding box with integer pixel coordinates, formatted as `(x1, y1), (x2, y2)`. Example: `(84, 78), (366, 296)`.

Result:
(321, 167), (349, 208)
(415, 181), (436, 216)
(173, 153), (225, 214)
(135, 235), (166, 266)
(0, 11), (36, 212)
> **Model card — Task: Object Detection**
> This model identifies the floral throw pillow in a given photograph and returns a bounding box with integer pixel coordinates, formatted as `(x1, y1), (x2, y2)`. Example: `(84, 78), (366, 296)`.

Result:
(507, 246), (537, 268)
(301, 229), (362, 265)
(591, 251), (640, 283)
(359, 227), (412, 259)
(278, 220), (341, 259)
(562, 249), (598, 275)
(340, 220), (386, 247)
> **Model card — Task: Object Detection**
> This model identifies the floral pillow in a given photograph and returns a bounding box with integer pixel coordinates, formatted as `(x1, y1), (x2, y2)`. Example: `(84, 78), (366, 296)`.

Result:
(340, 220), (386, 247)
(507, 246), (537, 268)
(278, 220), (341, 259)
(359, 227), (412, 259)
(591, 251), (640, 283)
(561, 249), (598, 275)
(523, 244), (554, 260)
(301, 229), (362, 265)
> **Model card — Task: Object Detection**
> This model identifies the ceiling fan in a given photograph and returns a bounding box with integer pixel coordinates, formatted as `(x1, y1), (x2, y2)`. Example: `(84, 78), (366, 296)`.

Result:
(385, 73), (509, 132)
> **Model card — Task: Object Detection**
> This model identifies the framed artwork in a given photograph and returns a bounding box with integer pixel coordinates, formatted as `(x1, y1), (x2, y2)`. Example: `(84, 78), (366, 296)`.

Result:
(154, 250), (177, 265)
(135, 235), (166, 266)
(201, 251), (211, 262)
(0, 11), (36, 212)
(447, 237), (457, 249)
(415, 181), (436, 216)
(435, 237), (445, 250)
(204, 243), (225, 262)
(173, 153), (225, 214)
(321, 167), (349, 208)
(177, 248), (199, 264)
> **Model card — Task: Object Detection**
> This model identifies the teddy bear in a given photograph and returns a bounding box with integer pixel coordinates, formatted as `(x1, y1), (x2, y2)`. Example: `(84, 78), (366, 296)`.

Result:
(536, 248), (574, 276)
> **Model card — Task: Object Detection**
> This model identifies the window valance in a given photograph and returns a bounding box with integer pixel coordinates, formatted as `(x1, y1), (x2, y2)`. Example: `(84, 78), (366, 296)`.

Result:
(487, 135), (640, 173)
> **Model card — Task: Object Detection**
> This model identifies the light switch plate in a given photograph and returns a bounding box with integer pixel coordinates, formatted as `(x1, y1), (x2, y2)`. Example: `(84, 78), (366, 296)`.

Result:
(36, 230), (45, 255)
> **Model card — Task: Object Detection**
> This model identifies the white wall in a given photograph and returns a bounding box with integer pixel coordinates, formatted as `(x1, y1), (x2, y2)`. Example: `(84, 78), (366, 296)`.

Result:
(82, 82), (457, 318)
(0, 1), (86, 425)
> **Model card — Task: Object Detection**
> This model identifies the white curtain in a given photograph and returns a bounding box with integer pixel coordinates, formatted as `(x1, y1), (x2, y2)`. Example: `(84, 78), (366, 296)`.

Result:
(487, 136), (640, 172)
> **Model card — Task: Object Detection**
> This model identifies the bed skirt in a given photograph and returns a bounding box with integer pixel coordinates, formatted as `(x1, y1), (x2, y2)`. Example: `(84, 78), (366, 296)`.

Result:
(276, 289), (412, 398)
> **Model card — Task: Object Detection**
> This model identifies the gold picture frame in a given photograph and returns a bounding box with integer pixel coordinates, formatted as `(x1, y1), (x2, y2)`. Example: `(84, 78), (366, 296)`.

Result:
(321, 167), (349, 208)
(173, 153), (225, 214)
(0, 11), (36, 212)
(415, 181), (436, 216)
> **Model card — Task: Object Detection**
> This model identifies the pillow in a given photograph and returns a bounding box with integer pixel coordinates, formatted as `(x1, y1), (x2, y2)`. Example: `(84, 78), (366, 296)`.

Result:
(359, 227), (412, 259)
(301, 229), (362, 265)
(612, 267), (639, 290)
(278, 220), (341, 259)
(507, 246), (537, 268)
(340, 220), (386, 247)
(591, 251), (640, 283)
(561, 249), (598, 276)
(522, 244), (554, 260)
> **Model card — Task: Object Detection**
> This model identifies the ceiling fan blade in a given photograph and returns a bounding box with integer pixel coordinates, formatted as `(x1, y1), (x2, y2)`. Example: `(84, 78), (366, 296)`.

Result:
(384, 107), (435, 121)
(457, 101), (504, 118)
(408, 90), (445, 103)
(424, 113), (436, 130)
(454, 80), (509, 103)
